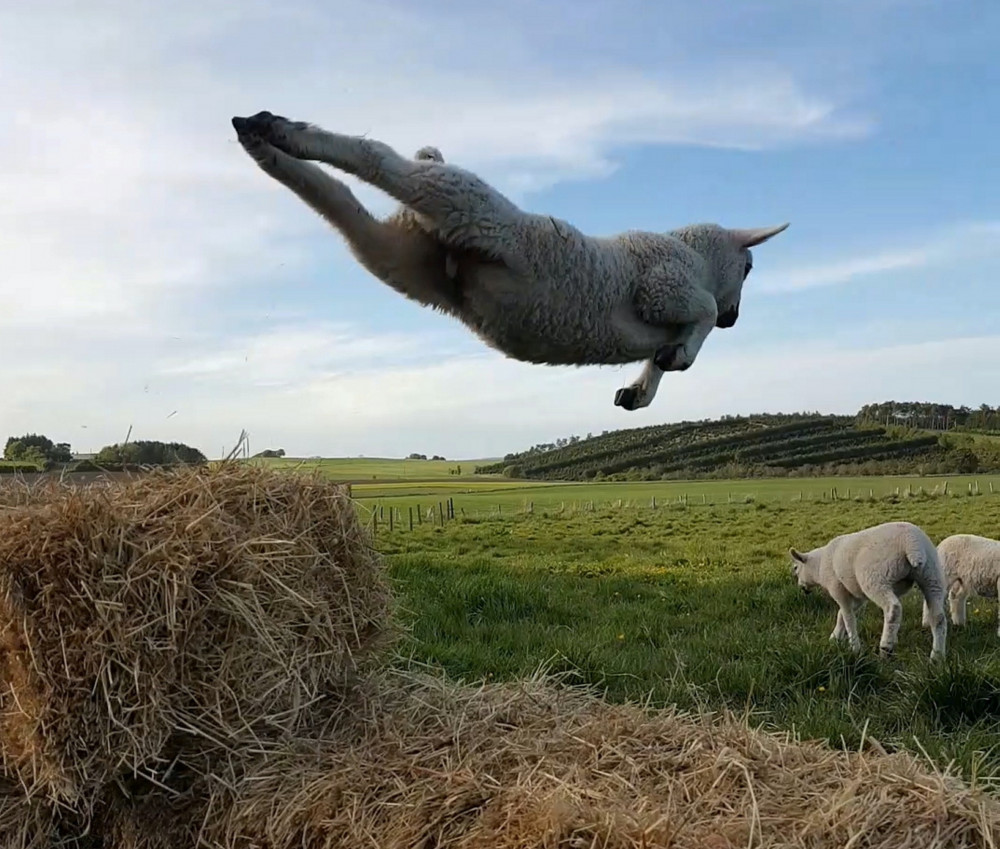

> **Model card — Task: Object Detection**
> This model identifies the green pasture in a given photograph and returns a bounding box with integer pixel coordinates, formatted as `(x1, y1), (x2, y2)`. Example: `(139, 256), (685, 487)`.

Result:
(376, 489), (1000, 785)
(348, 474), (1000, 519)
(253, 455), (497, 481)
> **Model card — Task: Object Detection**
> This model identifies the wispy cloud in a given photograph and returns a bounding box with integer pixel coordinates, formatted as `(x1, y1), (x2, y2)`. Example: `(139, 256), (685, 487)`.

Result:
(0, 0), (955, 459)
(758, 221), (1000, 294)
(12, 324), (998, 460)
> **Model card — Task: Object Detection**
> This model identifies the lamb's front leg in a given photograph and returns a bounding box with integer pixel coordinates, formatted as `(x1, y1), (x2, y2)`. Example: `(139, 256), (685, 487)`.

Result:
(831, 591), (863, 652)
(613, 359), (664, 411)
(634, 270), (719, 374)
(830, 609), (848, 642)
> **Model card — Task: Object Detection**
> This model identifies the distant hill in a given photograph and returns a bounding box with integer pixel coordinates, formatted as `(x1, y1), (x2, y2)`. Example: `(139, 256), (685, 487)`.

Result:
(476, 411), (996, 481)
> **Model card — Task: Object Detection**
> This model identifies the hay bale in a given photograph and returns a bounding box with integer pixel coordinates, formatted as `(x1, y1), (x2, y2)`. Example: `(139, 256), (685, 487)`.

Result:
(0, 463), (391, 816)
(0, 786), (59, 849)
(104, 670), (1000, 849)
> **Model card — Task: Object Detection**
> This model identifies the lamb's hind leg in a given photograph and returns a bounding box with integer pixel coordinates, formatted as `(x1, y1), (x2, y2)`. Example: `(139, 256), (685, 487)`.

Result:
(233, 130), (462, 314)
(233, 112), (526, 269)
(869, 589), (904, 657)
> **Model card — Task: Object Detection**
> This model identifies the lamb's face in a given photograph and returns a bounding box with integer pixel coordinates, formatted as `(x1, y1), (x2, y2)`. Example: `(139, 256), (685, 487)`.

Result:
(673, 222), (789, 330)
(789, 547), (816, 593)
(713, 245), (753, 329)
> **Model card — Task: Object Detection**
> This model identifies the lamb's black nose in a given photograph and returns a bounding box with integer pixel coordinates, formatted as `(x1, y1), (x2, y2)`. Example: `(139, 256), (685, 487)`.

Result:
(716, 306), (739, 329)
(232, 116), (248, 132)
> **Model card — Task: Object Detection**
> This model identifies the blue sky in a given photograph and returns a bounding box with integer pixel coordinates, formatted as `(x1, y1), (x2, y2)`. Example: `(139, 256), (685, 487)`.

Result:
(1, 0), (998, 459)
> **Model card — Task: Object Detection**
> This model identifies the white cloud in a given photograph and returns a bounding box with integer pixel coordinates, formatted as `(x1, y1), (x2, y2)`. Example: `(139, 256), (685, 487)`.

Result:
(5, 317), (999, 460)
(757, 220), (1000, 294)
(0, 0), (885, 456)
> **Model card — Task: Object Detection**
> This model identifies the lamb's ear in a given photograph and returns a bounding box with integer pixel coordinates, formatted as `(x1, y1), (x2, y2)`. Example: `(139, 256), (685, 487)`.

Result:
(729, 223), (790, 248)
(789, 547), (806, 563)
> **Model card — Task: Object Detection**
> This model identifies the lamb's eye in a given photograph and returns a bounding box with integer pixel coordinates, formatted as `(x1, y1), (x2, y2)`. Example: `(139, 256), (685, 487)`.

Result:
(743, 259), (753, 279)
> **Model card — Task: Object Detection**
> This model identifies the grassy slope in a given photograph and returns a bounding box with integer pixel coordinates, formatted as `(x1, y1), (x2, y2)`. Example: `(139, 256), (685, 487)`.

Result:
(477, 415), (949, 480)
(378, 491), (1000, 783)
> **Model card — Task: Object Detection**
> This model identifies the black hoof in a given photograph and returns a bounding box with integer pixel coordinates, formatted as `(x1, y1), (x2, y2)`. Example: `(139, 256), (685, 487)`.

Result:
(879, 646), (894, 658)
(233, 111), (292, 138)
(653, 344), (688, 371)
(614, 387), (639, 411)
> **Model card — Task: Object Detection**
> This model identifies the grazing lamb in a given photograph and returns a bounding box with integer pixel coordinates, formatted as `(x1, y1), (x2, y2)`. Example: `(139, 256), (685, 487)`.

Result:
(231, 111), (789, 411)
(789, 521), (947, 660)
(932, 533), (1000, 635)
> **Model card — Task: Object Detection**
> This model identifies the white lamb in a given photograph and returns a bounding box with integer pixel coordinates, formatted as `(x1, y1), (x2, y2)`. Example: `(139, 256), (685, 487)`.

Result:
(231, 111), (789, 411)
(789, 521), (947, 660)
(932, 533), (1000, 635)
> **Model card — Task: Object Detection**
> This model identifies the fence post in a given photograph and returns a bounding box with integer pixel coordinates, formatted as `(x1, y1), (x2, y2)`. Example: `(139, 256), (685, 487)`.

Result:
(389, 509), (394, 532)
(417, 505), (423, 524)
(409, 507), (413, 531)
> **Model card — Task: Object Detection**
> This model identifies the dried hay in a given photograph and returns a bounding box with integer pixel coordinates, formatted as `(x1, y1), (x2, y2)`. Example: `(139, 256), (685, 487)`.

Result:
(100, 670), (1000, 849)
(0, 463), (392, 816)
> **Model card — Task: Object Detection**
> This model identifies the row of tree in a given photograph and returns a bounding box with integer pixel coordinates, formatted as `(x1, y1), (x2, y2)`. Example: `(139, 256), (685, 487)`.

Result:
(4, 434), (73, 466)
(857, 401), (1000, 433)
(3, 433), (206, 471)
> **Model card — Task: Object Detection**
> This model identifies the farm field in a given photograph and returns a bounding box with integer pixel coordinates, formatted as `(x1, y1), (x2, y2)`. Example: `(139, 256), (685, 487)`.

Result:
(349, 473), (1000, 517)
(373, 486), (1000, 785)
(255, 455), (498, 481)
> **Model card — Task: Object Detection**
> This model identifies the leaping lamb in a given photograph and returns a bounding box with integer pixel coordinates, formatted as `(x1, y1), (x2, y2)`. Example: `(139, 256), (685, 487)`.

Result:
(933, 533), (1000, 636)
(789, 521), (947, 660)
(230, 110), (789, 412)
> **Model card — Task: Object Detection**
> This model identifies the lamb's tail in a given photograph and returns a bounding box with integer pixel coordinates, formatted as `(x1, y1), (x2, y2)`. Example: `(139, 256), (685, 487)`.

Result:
(908, 532), (947, 629)
(910, 538), (946, 604)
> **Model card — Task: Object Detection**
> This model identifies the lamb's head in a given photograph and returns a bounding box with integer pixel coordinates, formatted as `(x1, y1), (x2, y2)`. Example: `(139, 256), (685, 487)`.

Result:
(789, 547), (819, 594)
(674, 223), (789, 328)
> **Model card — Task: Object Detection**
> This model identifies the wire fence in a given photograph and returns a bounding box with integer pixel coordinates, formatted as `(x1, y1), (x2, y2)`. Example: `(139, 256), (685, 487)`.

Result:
(359, 478), (998, 538)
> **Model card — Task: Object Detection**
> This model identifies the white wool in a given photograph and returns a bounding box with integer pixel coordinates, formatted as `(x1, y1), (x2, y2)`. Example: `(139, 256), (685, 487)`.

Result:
(232, 111), (788, 411)
(935, 533), (1000, 635)
(790, 521), (947, 660)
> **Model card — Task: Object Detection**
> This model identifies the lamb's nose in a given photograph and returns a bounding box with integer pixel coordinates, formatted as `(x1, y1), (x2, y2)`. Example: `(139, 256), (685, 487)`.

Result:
(232, 116), (248, 132)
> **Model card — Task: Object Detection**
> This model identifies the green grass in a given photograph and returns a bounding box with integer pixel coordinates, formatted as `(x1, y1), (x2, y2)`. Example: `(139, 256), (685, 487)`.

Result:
(251, 455), (499, 482)
(350, 473), (1000, 518)
(374, 489), (1000, 785)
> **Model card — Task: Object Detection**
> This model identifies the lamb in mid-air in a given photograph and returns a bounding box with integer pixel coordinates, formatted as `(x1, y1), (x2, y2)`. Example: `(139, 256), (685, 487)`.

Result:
(231, 111), (789, 411)
(934, 533), (1000, 636)
(789, 521), (947, 660)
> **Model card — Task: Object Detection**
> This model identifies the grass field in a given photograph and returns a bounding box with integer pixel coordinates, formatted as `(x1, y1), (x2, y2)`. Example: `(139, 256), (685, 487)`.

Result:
(368, 485), (1000, 786)
(350, 474), (1000, 518)
(257, 455), (498, 481)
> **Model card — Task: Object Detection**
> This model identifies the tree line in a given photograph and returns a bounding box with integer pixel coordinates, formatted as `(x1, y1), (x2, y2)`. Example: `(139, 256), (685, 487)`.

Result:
(2, 433), (206, 472)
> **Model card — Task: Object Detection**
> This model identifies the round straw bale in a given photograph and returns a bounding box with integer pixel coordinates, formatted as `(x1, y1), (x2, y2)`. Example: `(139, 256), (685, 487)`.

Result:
(0, 463), (392, 815)
(168, 670), (1000, 849)
(0, 768), (66, 849)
